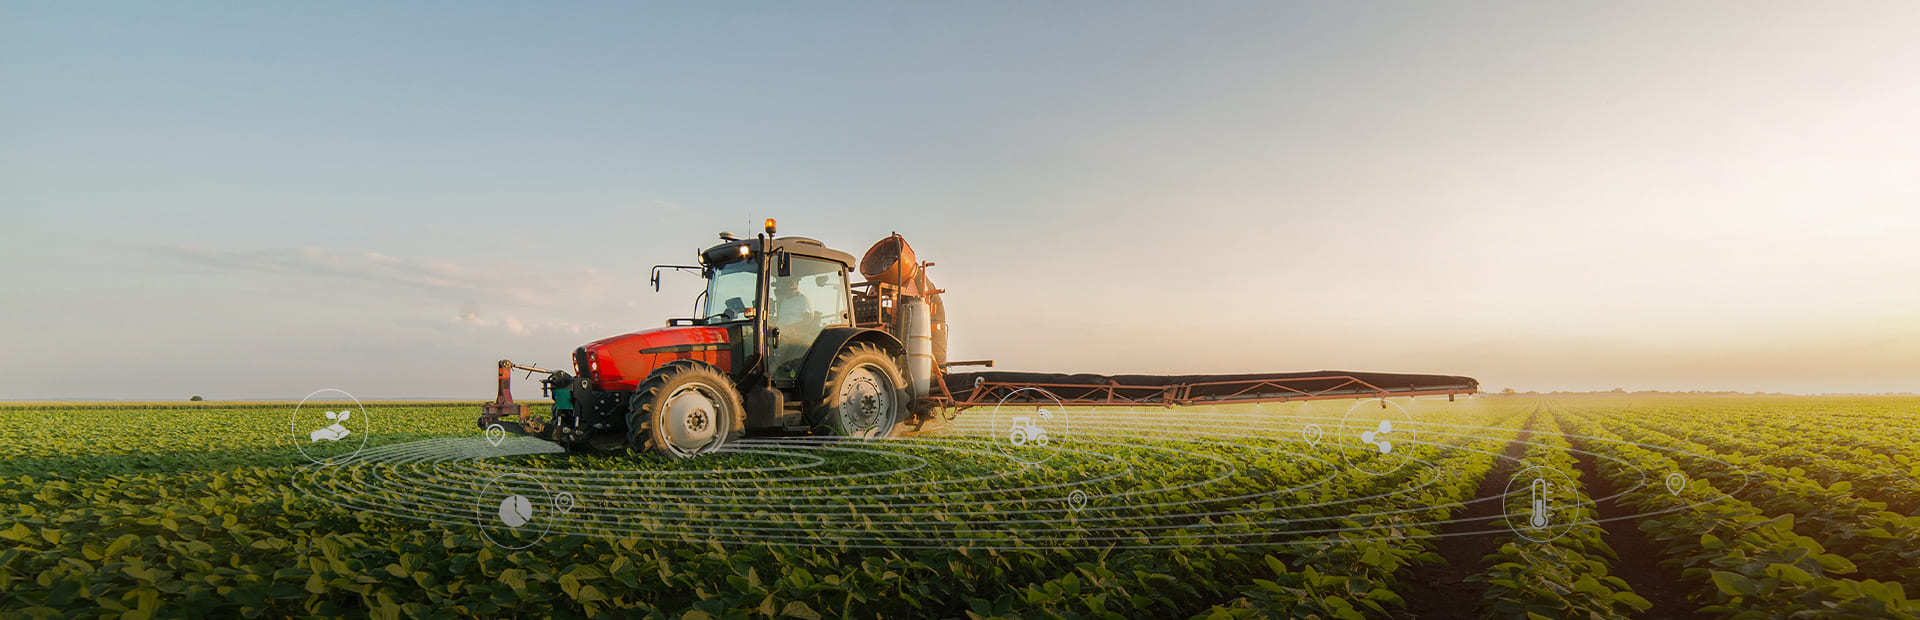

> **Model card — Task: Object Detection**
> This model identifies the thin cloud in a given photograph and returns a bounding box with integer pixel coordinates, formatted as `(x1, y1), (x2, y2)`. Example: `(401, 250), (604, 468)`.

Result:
(451, 310), (594, 337)
(150, 244), (626, 309)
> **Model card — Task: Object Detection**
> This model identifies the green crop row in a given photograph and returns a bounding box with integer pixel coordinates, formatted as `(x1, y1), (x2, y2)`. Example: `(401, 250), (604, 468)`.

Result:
(0, 402), (1507, 618)
(4, 396), (1911, 617)
(1200, 403), (1532, 618)
(1578, 407), (1920, 590)
(1466, 413), (1650, 618)
(1560, 410), (1917, 618)
(1594, 401), (1920, 513)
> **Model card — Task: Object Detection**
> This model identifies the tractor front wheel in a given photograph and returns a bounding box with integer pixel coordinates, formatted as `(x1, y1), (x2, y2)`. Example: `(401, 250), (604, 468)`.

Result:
(817, 343), (909, 439)
(627, 361), (743, 459)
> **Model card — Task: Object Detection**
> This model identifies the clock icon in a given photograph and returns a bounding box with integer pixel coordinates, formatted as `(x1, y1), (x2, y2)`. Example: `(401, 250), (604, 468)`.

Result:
(476, 473), (556, 549)
(498, 494), (533, 528)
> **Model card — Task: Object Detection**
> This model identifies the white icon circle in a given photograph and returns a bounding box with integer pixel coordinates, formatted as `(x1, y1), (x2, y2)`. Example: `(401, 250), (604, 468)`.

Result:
(1009, 410), (1053, 446)
(1337, 399), (1416, 476)
(499, 494), (533, 528)
(290, 388), (370, 464)
(1359, 420), (1395, 454)
(987, 388), (1070, 466)
(475, 473), (554, 549)
(1502, 465), (1581, 543)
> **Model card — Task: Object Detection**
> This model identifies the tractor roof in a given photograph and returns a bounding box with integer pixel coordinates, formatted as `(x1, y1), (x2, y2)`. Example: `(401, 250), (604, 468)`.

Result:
(701, 236), (857, 269)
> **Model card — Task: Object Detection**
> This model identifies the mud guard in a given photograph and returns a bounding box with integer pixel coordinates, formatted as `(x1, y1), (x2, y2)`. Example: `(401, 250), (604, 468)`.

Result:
(798, 327), (906, 405)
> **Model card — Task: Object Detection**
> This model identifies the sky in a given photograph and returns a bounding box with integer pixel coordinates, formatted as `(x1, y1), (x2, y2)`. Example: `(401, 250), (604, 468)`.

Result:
(4, 3), (1918, 399)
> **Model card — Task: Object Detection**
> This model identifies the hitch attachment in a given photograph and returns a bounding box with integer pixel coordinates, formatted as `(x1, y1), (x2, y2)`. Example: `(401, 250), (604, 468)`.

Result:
(479, 359), (558, 431)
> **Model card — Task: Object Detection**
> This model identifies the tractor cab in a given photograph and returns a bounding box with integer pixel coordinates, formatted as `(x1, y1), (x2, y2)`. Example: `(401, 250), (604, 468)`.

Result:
(692, 233), (859, 389)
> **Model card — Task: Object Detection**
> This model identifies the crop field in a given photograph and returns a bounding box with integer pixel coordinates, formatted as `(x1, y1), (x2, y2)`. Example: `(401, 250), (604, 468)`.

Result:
(2, 396), (1917, 618)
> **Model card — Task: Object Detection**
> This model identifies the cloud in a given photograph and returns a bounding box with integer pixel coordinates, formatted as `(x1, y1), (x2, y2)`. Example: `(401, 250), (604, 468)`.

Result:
(143, 243), (668, 344)
(150, 244), (630, 310)
(451, 310), (593, 336)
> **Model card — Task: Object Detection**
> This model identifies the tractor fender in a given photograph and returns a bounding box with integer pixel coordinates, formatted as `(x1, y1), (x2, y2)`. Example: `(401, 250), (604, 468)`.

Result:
(798, 327), (906, 404)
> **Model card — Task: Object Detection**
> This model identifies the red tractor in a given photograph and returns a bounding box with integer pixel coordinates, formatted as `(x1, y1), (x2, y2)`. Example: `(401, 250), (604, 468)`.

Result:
(480, 219), (1479, 459)
(481, 220), (953, 458)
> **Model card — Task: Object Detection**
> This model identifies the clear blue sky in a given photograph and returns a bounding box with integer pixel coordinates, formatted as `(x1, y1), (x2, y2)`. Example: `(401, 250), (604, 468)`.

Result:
(5, 3), (1918, 398)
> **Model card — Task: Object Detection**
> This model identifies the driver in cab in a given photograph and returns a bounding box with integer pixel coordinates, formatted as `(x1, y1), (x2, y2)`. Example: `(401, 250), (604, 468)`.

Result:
(772, 276), (813, 320)
(769, 275), (827, 379)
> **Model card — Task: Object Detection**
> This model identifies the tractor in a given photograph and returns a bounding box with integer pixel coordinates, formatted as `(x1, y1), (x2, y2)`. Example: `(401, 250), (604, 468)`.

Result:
(479, 219), (953, 458)
(479, 219), (1481, 459)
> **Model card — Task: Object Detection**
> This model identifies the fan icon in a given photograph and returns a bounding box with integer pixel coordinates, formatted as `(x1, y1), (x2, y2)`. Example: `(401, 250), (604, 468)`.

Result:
(1358, 419), (1395, 454)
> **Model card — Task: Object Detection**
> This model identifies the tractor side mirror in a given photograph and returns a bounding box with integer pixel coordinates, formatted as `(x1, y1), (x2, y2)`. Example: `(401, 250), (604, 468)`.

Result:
(776, 252), (792, 277)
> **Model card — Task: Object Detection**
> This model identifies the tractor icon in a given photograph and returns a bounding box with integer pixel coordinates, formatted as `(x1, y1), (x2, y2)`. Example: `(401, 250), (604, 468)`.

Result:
(1008, 409), (1052, 447)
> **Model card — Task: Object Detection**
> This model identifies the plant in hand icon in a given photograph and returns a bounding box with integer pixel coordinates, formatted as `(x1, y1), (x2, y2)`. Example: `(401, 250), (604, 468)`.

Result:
(1358, 419), (1395, 454)
(309, 410), (352, 442)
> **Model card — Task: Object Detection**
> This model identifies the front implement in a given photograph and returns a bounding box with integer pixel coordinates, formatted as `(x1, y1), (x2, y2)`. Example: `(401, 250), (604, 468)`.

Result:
(477, 359), (575, 442)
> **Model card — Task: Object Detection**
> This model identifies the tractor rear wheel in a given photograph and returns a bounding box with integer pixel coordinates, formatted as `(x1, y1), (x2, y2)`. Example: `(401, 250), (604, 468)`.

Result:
(627, 361), (743, 459)
(816, 343), (909, 439)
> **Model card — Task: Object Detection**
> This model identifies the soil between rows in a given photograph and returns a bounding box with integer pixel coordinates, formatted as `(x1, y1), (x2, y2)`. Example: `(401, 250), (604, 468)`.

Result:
(1567, 431), (1708, 620)
(1394, 415), (1537, 618)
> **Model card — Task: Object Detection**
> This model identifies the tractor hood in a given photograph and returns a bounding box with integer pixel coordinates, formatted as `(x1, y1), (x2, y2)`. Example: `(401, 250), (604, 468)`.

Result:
(576, 324), (734, 391)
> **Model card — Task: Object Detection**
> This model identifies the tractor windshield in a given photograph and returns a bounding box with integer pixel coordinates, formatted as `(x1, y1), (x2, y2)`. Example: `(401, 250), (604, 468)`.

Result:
(702, 260), (758, 322)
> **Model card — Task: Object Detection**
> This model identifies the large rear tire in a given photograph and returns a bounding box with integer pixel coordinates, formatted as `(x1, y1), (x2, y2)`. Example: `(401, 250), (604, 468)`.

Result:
(816, 343), (910, 439)
(627, 361), (743, 459)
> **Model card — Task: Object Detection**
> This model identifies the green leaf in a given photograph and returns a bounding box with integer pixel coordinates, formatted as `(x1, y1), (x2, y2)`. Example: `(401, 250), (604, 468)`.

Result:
(780, 601), (822, 620)
(1613, 591), (1652, 611)
(498, 569), (528, 592)
(1710, 571), (1760, 597)
(1764, 563), (1813, 585)
(0, 523), (33, 543)
(1572, 575), (1611, 597)
(1813, 553), (1857, 574)
(103, 534), (138, 560)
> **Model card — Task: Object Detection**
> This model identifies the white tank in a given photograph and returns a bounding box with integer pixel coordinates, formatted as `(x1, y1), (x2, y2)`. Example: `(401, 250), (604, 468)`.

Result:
(901, 298), (934, 399)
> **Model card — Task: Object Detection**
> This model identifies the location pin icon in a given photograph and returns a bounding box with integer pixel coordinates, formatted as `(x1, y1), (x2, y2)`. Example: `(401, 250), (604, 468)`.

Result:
(486, 424), (507, 447)
(1665, 472), (1687, 496)
(1067, 490), (1089, 512)
(1302, 424), (1323, 447)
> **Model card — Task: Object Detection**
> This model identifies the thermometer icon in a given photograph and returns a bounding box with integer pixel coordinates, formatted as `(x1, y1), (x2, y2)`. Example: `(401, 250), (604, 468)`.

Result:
(1529, 478), (1552, 529)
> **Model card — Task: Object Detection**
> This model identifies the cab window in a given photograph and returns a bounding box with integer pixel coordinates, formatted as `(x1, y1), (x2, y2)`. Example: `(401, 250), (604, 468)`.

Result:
(767, 256), (850, 381)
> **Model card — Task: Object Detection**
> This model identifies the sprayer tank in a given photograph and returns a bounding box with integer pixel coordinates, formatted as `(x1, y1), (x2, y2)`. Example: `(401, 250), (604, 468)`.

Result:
(901, 298), (934, 399)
